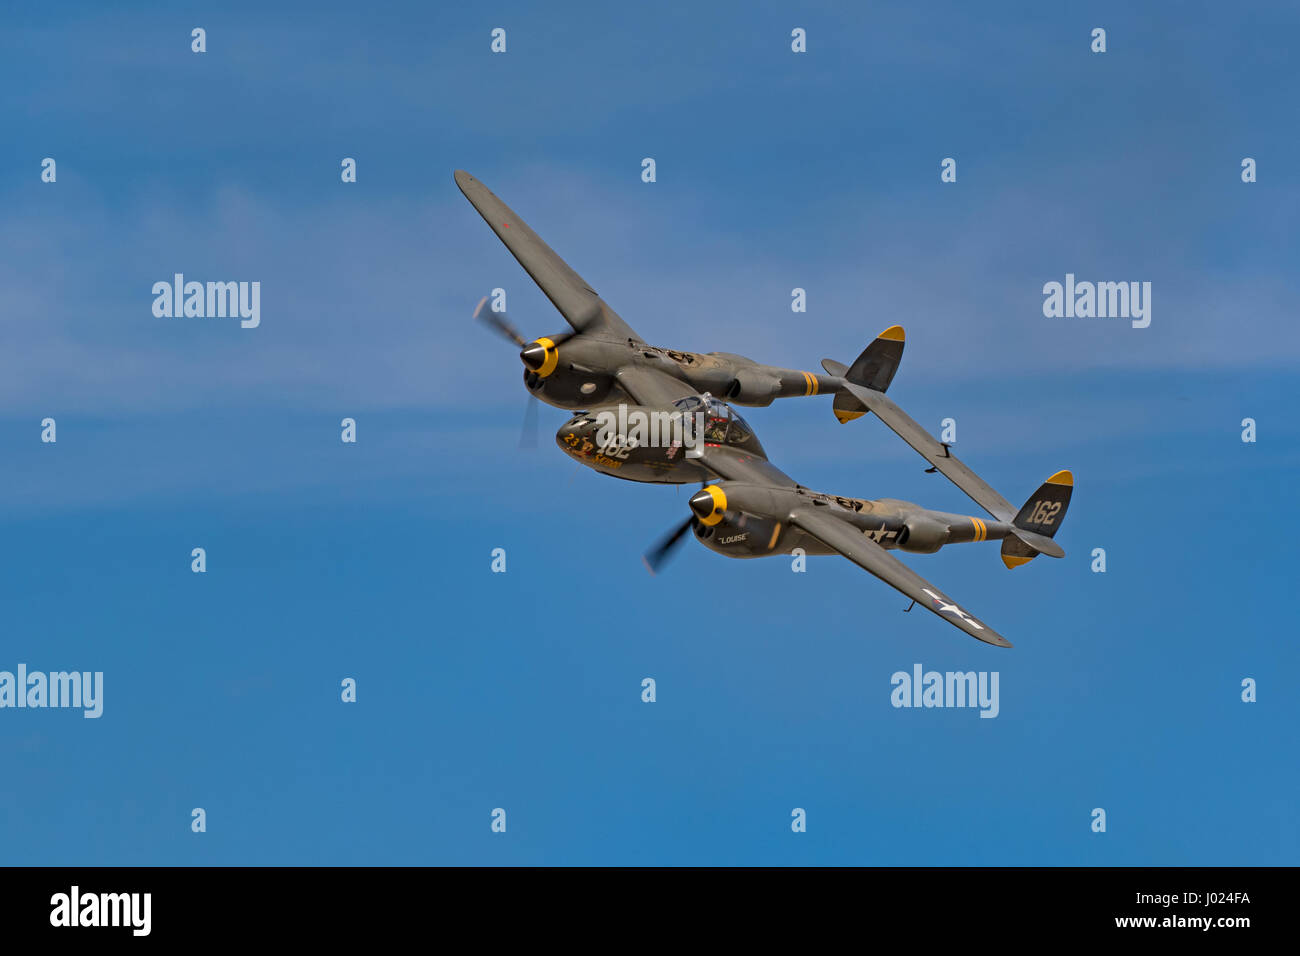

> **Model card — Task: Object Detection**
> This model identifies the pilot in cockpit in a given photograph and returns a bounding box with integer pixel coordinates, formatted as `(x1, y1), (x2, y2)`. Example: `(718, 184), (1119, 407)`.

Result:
(675, 395), (754, 447)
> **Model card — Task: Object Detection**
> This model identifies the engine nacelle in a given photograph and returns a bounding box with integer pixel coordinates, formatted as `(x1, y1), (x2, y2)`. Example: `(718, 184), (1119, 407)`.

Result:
(525, 367), (616, 409)
(726, 369), (783, 407)
(692, 512), (780, 558)
(687, 484), (782, 557)
(895, 514), (949, 553)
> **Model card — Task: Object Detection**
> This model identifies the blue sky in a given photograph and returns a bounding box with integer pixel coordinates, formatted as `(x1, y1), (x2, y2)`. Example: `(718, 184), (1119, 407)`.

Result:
(1, 1), (1296, 865)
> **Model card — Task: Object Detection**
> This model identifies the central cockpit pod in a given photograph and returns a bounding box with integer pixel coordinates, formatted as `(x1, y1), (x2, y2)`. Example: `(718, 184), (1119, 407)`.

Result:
(673, 395), (766, 457)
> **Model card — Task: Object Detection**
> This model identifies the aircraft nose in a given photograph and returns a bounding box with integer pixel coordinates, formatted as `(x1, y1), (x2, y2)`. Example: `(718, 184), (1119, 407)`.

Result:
(557, 416), (592, 449)
(520, 342), (547, 370)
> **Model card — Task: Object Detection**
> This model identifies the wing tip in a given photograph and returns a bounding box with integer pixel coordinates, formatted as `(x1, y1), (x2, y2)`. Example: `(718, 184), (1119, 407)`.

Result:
(453, 169), (477, 194)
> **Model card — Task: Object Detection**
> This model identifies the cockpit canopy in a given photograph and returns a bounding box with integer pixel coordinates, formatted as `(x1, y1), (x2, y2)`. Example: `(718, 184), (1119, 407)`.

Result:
(673, 395), (763, 453)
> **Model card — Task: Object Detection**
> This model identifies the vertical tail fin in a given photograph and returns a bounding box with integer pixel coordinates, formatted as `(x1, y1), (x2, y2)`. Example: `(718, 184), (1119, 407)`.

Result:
(1001, 470), (1073, 568)
(821, 325), (905, 423)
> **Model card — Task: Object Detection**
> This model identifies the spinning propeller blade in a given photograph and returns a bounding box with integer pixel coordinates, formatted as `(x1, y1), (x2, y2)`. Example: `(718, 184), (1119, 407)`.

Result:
(642, 516), (695, 575)
(473, 295), (526, 347)
(519, 393), (540, 449)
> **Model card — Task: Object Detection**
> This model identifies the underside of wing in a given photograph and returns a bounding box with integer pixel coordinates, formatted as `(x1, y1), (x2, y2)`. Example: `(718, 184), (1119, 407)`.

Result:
(840, 382), (1017, 522)
(788, 507), (1012, 647)
(455, 170), (643, 344)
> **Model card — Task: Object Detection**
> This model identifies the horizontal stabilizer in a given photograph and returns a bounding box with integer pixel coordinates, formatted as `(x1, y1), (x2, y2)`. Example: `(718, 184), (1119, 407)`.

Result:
(840, 381), (1017, 522)
(1009, 528), (1065, 559)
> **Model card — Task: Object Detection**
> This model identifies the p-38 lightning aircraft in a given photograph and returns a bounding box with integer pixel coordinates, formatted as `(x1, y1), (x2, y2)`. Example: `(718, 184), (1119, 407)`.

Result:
(456, 169), (1073, 647)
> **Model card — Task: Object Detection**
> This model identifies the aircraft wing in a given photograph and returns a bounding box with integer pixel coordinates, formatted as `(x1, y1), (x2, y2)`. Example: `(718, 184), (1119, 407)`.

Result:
(840, 381), (1017, 523)
(615, 366), (800, 488)
(614, 364), (698, 406)
(455, 170), (644, 344)
(701, 444), (800, 488)
(788, 506), (1012, 647)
